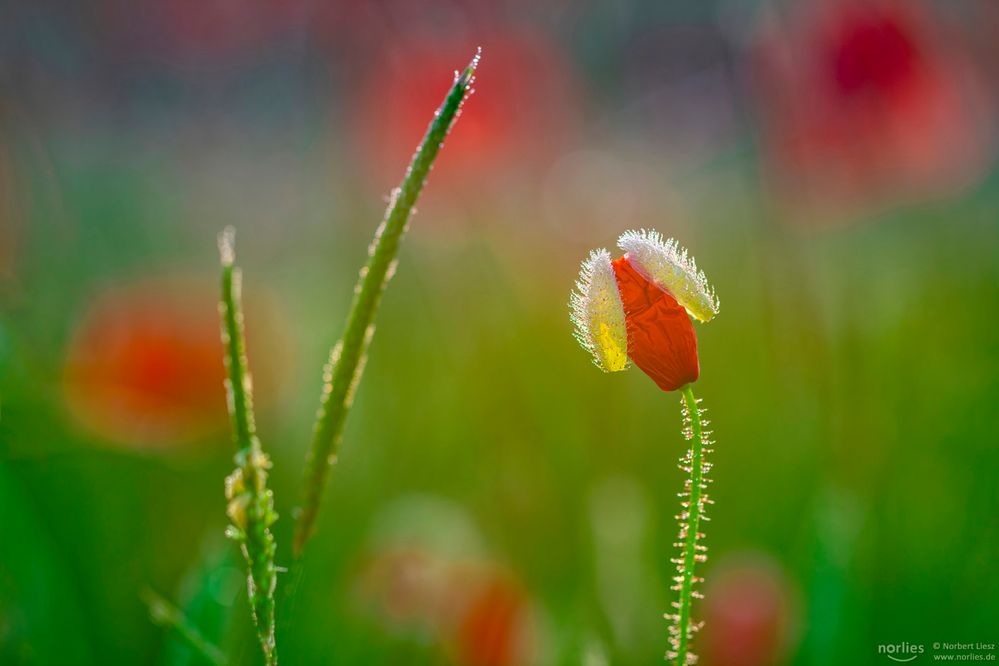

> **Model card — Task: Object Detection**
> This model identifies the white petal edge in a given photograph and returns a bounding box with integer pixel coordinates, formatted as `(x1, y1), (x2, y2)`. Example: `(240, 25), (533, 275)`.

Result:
(617, 229), (719, 322)
(569, 248), (630, 372)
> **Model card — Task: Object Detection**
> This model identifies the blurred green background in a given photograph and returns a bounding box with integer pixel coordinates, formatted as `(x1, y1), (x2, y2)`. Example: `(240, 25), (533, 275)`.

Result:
(1, 1), (998, 664)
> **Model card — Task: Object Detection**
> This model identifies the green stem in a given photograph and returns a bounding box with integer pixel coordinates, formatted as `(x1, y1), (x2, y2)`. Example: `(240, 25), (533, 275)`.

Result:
(292, 50), (480, 557)
(218, 229), (279, 666)
(671, 385), (712, 665)
(143, 589), (226, 666)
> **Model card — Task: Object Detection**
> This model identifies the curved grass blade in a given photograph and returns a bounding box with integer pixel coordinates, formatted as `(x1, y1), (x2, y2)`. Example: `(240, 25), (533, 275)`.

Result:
(292, 49), (481, 557)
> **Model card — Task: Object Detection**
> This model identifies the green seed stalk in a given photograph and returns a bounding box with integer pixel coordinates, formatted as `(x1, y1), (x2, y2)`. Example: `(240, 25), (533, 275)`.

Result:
(218, 228), (279, 666)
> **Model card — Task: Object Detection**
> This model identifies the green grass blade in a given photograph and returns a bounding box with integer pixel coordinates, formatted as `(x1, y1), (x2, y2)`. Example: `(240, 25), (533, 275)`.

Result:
(218, 227), (279, 666)
(292, 49), (481, 557)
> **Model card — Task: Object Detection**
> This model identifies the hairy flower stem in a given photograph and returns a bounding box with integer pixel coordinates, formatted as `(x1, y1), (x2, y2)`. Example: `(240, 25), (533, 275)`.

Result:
(218, 228), (279, 666)
(292, 50), (480, 557)
(670, 385), (713, 665)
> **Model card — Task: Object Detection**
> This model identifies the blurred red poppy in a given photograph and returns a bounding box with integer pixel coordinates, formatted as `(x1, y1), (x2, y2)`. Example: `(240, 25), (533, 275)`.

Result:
(701, 557), (795, 666)
(611, 256), (700, 392)
(358, 545), (537, 665)
(444, 565), (534, 666)
(353, 32), (578, 202)
(63, 277), (280, 450)
(753, 0), (994, 221)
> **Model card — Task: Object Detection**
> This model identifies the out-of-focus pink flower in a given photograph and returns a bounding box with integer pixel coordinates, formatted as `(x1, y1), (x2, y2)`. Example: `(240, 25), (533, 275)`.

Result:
(356, 498), (540, 664)
(753, 0), (994, 222)
(701, 555), (796, 666)
(353, 32), (578, 201)
(62, 277), (281, 450)
(359, 546), (536, 666)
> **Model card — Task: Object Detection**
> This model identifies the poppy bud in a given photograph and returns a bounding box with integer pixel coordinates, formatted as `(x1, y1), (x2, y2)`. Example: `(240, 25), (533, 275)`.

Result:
(570, 230), (718, 392)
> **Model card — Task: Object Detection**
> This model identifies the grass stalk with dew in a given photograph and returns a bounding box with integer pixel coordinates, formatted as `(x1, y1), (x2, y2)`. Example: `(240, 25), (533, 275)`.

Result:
(668, 386), (713, 665)
(143, 589), (226, 666)
(218, 227), (279, 666)
(292, 48), (481, 557)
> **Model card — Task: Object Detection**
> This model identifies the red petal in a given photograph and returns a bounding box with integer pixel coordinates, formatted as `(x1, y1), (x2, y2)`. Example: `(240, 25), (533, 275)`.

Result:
(611, 256), (699, 392)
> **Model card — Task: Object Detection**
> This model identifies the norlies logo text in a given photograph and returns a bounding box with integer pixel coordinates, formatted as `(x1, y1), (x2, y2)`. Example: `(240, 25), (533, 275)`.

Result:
(878, 642), (925, 662)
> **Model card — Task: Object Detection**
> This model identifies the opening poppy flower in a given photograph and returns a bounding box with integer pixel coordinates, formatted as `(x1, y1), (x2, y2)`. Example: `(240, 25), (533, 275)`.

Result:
(572, 231), (721, 663)
(571, 230), (719, 392)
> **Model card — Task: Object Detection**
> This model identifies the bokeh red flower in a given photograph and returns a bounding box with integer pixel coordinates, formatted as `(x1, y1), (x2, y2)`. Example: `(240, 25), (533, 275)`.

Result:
(701, 555), (796, 666)
(753, 0), (995, 221)
(62, 277), (281, 450)
(356, 498), (539, 665)
(353, 31), (578, 205)
(360, 547), (536, 666)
